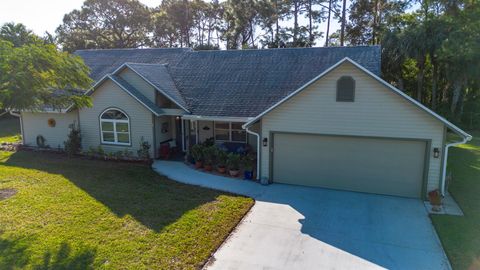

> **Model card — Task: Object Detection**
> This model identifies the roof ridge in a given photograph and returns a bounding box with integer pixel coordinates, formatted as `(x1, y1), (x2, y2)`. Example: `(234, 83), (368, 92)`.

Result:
(75, 47), (193, 52)
(125, 62), (168, 67)
(190, 45), (381, 54)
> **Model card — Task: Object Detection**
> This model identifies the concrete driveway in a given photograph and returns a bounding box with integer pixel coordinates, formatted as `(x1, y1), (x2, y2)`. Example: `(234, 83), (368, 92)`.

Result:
(153, 161), (450, 270)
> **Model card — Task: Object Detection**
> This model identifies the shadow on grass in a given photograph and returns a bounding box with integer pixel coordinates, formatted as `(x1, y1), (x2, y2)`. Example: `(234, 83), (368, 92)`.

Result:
(33, 243), (96, 270)
(2, 151), (224, 232)
(0, 237), (95, 270)
(0, 237), (30, 269)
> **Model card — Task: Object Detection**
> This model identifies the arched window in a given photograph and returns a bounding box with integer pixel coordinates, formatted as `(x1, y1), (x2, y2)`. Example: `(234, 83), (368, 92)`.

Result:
(100, 108), (130, 145)
(336, 76), (355, 102)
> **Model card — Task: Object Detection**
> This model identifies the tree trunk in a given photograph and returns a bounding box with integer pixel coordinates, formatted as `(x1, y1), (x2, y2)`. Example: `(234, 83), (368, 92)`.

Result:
(431, 63), (439, 110)
(450, 78), (464, 115)
(416, 68), (424, 102)
(340, 0), (347, 46)
(186, 0), (190, 47)
(397, 78), (404, 91)
(275, 0), (280, 47)
(416, 58), (425, 102)
(250, 20), (255, 47)
(308, 0), (313, 46)
(325, 0), (332, 47)
(293, 1), (299, 44)
(372, 0), (378, 45)
(207, 21), (212, 46)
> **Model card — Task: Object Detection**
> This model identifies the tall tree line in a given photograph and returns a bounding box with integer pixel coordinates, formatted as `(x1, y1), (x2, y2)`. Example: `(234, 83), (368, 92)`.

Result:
(55, 0), (343, 51)
(6, 0), (479, 129)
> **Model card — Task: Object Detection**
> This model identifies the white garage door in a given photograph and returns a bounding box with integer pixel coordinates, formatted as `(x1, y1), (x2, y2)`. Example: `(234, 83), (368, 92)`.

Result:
(272, 133), (427, 198)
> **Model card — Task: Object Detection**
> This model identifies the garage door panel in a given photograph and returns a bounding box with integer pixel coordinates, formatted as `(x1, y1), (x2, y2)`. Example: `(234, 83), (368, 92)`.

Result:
(272, 133), (426, 198)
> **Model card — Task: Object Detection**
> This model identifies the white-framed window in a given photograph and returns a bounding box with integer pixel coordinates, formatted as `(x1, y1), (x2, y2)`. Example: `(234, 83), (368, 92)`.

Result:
(214, 121), (246, 143)
(100, 108), (131, 145)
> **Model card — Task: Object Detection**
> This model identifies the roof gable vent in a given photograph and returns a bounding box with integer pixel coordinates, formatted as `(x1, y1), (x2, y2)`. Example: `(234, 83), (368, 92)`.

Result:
(336, 76), (355, 102)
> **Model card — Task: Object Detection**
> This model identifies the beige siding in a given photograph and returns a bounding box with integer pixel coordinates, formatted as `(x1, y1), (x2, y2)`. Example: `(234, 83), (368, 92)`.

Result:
(260, 62), (444, 194)
(118, 68), (180, 109)
(118, 68), (156, 103)
(22, 111), (78, 149)
(79, 80), (155, 157)
(198, 121), (214, 142)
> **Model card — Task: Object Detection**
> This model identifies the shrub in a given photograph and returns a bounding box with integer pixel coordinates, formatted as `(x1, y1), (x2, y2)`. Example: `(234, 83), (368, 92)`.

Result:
(114, 151), (124, 160)
(123, 148), (133, 159)
(96, 145), (105, 156)
(36, 135), (46, 148)
(191, 144), (204, 162)
(84, 146), (96, 158)
(215, 148), (228, 168)
(203, 146), (216, 166)
(227, 153), (241, 171)
(241, 154), (255, 172)
(64, 124), (82, 157)
(203, 137), (215, 147)
(137, 137), (151, 160)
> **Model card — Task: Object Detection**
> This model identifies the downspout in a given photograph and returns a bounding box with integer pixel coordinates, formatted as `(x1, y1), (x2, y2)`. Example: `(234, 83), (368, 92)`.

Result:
(440, 135), (472, 196)
(9, 111), (24, 145)
(245, 126), (261, 181)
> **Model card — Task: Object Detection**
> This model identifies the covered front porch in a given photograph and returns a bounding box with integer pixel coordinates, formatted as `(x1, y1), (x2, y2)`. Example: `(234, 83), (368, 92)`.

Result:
(154, 114), (259, 175)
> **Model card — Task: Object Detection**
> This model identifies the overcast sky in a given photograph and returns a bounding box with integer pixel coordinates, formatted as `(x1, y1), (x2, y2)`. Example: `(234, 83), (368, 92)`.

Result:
(0, 0), (341, 46)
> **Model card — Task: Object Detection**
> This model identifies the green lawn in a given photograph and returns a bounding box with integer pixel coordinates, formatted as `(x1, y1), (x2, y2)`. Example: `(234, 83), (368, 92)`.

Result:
(0, 114), (21, 143)
(0, 151), (253, 269)
(431, 132), (480, 270)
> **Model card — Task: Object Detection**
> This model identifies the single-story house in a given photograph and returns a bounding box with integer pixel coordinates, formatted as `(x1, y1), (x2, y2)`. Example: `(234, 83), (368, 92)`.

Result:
(17, 46), (471, 199)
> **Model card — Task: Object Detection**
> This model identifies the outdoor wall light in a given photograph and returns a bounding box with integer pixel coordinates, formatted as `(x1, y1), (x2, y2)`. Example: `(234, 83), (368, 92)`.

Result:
(263, 138), (268, 147)
(433, 148), (440, 158)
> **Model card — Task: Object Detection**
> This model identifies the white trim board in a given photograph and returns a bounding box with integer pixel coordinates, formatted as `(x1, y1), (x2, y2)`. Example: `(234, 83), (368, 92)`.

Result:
(243, 57), (472, 141)
(182, 115), (253, 122)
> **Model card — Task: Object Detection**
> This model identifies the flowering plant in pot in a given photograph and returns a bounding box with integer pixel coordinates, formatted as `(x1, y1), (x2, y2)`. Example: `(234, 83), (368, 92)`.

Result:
(227, 153), (241, 177)
(215, 148), (228, 174)
(428, 189), (442, 212)
(202, 146), (216, 171)
(242, 154), (255, 180)
(191, 144), (204, 169)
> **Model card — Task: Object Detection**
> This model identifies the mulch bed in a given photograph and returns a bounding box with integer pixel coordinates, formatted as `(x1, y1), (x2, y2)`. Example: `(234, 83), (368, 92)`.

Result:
(0, 188), (17, 200)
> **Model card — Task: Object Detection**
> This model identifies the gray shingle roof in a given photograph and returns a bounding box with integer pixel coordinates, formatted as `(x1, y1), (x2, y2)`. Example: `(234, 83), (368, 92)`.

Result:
(75, 48), (191, 81)
(125, 63), (188, 111)
(108, 75), (164, 116)
(76, 46), (381, 117)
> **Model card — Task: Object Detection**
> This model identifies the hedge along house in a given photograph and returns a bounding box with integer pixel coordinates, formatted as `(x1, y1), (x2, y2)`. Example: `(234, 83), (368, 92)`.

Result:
(18, 46), (471, 199)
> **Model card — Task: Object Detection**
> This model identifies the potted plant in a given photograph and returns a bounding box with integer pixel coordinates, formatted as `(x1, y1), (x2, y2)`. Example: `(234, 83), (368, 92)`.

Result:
(242, 154), (255, 180)
(215, 148), (228, 174)
(203, 146), (216, 171)
(191, 144), (204, 169)
(428, 189), (442, 212)
(227, 153), (241, 177)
